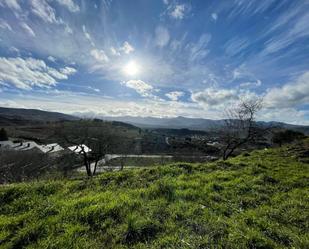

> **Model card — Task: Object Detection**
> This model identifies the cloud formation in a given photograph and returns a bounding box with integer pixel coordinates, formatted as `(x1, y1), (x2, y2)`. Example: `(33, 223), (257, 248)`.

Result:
(30, 0), (60, 24)
(119, 41), (134, 54)
(170, 4), (186, 19)
(0, 57), (76, 89)
(0, 0), (21, 11)
(0, 18), (12, 31)
(191, 88), (239, 107)
(211, 13), (218, 21)
(82, 25), (95, 47)
(165, 91), (184, 101)
(265, 71), (309, 108)
(55, 0), (79, 12)
(90, 49), (109, 63)
(20, 22), (36, 37)
(121, 80), (154, 97)
(155, 26), (170, 47)
(47, 56), (56, 62)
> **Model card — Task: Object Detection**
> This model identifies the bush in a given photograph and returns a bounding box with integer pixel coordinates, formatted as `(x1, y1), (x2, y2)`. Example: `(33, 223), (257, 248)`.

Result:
(272, 129), (305, 146)
(0, 128), (8, 141)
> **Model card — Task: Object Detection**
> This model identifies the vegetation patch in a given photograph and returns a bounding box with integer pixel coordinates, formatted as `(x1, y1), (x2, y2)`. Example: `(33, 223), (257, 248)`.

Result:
(0, 142), (308, 248)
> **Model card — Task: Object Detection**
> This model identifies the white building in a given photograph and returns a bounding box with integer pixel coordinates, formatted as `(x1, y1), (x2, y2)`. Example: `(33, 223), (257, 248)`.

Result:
(68, 144), (92, 154)
(0, 140), (64, 154)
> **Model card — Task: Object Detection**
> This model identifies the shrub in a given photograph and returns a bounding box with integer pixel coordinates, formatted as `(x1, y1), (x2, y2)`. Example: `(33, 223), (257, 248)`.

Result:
(272, 129), (305, 146)
(0, 128), (8, 141)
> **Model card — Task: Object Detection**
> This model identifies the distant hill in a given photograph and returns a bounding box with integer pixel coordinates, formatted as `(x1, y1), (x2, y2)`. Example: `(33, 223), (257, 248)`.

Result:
(102, 116), (225, 130)
(102, 115), (309, 134)
(1, 107), (308, 135)
(0, 107), (79, 125)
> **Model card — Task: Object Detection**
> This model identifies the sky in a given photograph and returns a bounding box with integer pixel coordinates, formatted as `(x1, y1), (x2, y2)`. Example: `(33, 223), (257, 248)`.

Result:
(0, 0), (309, 124)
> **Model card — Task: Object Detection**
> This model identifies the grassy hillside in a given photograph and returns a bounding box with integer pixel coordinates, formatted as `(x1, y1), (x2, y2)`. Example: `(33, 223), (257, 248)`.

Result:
(0, 142), (308, 248)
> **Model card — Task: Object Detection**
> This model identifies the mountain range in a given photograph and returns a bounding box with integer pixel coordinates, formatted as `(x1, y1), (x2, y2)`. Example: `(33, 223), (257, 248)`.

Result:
(101, 115), (309, 134)
(0, 107), (308, 134)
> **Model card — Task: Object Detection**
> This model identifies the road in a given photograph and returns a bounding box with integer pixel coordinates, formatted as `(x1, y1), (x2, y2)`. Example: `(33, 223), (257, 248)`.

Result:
(76, 153), (219, 173)
(76, 154), (174, 173)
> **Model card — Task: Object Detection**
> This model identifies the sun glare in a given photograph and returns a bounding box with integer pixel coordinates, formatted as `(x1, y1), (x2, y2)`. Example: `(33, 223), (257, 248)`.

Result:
(124, 61), (139, 76)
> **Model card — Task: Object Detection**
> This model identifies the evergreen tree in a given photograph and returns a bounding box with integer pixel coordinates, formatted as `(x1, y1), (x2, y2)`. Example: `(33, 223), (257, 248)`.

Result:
(0, 128), (8, 141)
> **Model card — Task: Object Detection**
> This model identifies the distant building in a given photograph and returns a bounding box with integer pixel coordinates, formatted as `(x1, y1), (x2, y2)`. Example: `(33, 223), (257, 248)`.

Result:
(0, 140), (64, 154)
(68, 144), (92, 154)
(206, 141), (220, 146)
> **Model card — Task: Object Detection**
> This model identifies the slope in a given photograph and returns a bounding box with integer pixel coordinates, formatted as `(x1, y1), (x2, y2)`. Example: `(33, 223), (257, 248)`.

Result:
(0, 140), (308, 248)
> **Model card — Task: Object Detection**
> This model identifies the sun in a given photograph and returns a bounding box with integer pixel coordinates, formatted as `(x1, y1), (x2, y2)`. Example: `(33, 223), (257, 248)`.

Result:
(123, 61), (139, 76)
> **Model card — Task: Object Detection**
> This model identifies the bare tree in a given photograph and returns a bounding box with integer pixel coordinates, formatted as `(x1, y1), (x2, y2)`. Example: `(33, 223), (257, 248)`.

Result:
(220, 98), (263, 160)
(56, 120), (126, 177)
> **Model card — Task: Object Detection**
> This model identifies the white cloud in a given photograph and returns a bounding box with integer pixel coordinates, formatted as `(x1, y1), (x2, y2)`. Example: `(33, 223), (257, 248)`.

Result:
(110, 47), (120, 56)
(20, 22), (36, 37)
(1, 88), (308, 125)
(64, 24), (73, 34)
(0, 0), (21, 11)
(88, 86), (100, 93)
(259, 107), (309, 125)
(90, 49), (109, 62)
(0, 92), (205, 119)
(120, 41), (134, 54)
(55, 0), (79, 12)
(155, 26), (170, 47)
(191, 88), (239, 107)
(262, 11), (309, 55)
(187, 33), (211, 62)
(0, 18), (12, 31)
(47, 56), (56, 62)
(224, 37), (249, 57)
(9, 46), (19, 53)
(82, 25), (95, 46)
(0, 57), (77, 89)
(165, 91), (184, 101)
(231, 64), (259, 86)
(30, 0), (60, 24)
(211, 13), (218, 21)
(121, 80), (154, 97)
(264, 71), (309, 108)
(240, 80), (262, 88)
(60, 66), (76, 75)
(170, 4), (186, 19)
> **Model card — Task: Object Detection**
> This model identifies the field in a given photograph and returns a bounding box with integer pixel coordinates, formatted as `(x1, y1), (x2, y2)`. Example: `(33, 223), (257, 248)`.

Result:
(0, 141), (308, 248)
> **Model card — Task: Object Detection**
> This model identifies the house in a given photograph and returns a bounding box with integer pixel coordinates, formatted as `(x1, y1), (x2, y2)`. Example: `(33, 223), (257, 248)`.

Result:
(0, 140), (14, 149)
(68, 144), (92, 154)
(0, 140), (64, 154)
(39, 143), (64, 153)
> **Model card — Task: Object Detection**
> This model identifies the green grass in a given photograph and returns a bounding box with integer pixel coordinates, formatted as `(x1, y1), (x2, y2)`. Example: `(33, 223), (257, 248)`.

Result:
(0, 144), (308, 248)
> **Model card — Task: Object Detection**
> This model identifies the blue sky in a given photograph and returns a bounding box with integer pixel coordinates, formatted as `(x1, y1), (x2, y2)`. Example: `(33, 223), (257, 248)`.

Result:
(0, 0), (309, 124)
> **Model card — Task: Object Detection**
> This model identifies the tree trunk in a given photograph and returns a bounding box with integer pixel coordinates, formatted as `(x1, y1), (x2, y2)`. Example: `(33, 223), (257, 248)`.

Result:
(93, 160), (98, 175)
(223, 147), (236, 160)
(222, 143), (231, 160)
(120, 158), (124, 171)
(83, 156), (92, 177)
